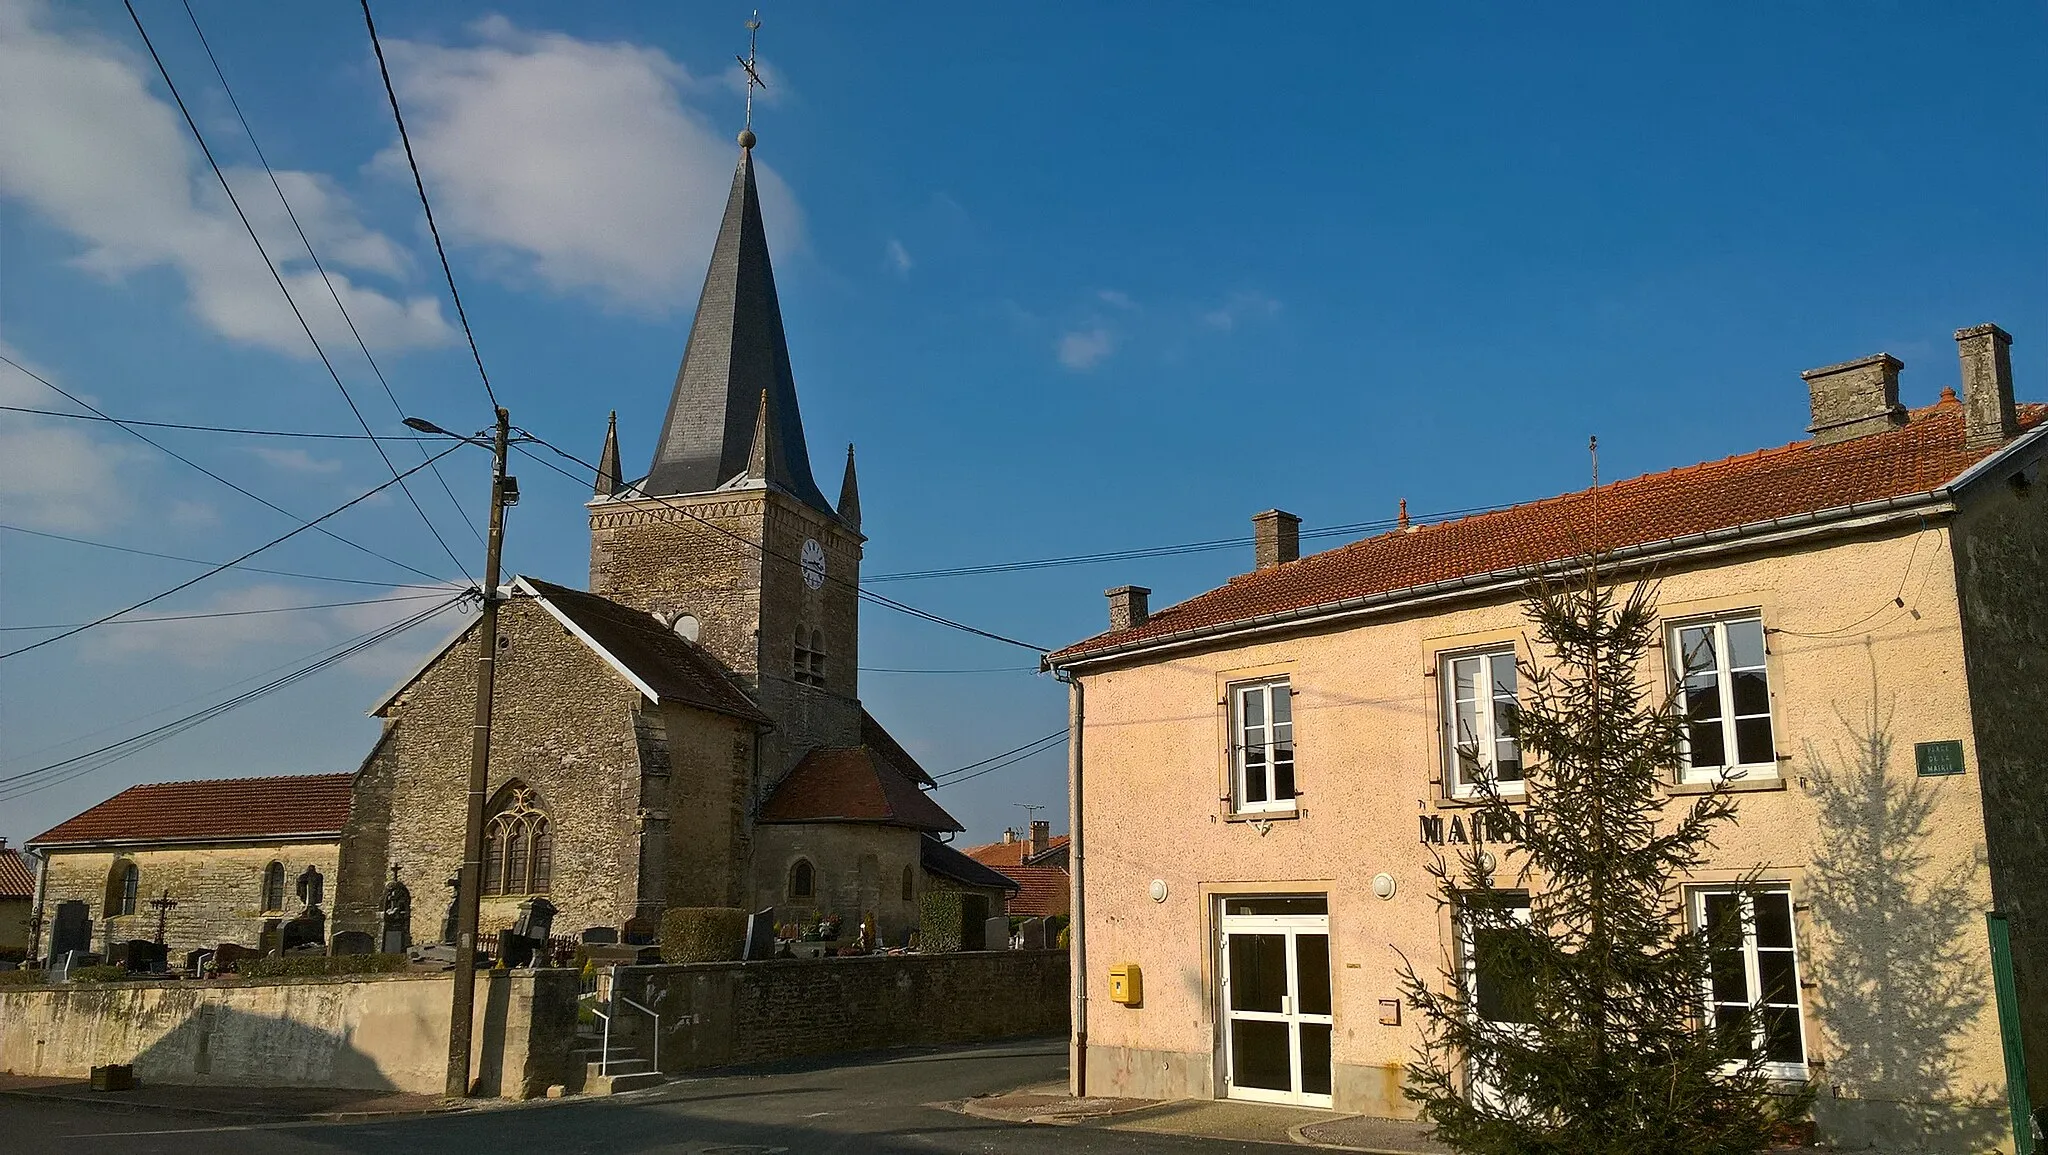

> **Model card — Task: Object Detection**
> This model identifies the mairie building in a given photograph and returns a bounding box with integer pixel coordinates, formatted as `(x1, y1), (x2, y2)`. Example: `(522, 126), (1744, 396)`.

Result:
(1046, 325), (2045, 1152)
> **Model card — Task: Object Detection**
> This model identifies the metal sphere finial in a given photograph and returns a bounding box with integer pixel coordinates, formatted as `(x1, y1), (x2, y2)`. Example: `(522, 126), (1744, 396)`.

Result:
(738, 128), (757, 149)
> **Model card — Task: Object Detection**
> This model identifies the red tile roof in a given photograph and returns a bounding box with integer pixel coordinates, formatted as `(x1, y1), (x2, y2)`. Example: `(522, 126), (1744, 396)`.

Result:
(29, 774), (355, 848)
(963, 835), (1070, 870)
(995, 864), (1070, 918)
(758, 748), (964, 832)
(1050, 402), (2045, 664)
(0, 846), (34, 899)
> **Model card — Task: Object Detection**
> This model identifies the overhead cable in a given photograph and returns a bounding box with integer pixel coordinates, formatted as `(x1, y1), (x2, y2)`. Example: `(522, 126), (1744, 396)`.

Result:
(0, 523), (454, 592)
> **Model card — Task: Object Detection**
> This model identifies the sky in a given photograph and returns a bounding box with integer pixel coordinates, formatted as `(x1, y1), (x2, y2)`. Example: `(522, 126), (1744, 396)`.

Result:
(1, 1), (2044, 849)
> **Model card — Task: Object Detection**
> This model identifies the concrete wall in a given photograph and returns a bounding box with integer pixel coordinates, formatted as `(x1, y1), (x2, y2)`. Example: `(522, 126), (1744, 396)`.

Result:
(34, 840), (339, 958)
(1951, 439), (2048, 1111)
(1072, 523), (2010, 1149)
(609, 950), (1068, 1073)
(0, 969), (579, 1099)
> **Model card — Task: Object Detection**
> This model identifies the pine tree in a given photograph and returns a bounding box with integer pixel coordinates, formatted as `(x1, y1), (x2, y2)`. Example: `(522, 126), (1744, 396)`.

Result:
(1398, 572), (1812, 1154)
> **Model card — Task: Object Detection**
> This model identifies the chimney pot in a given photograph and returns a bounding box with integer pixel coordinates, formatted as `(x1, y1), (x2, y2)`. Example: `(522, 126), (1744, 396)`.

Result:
(1002, 829), (1016, 845)
(1956, 324), (2018, 449)
(1801, 353), (1907, 444)
(1029, 820), (1050, 858)
(1106, 585), (1151, 631)
(1252, 509), (1301, 570)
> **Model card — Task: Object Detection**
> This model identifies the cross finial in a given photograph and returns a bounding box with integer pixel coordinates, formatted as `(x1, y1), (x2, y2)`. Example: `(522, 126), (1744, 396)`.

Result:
(737, 11), (766, 148)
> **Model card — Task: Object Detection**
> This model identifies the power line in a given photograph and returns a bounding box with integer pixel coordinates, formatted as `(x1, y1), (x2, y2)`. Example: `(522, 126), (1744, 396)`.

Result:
(0, 591), (452, 632)
(932, 730), (1069, 790)
(0, 441), (465, 661)
(859, 665), (1040, 675)
(513, 434), (1051, 653)
(359, 0), (500, 413)
(0, 403), (439, 440)
(0, 350), (450, 586)
(0, 593), (469, 800)
(0, 523), (454, 591)
(176, 0), (485, 553)
(931, 728), (1070, 782)
(124, 0), (474, 584)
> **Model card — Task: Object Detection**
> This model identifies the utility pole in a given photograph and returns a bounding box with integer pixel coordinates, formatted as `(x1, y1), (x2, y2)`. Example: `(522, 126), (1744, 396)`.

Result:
(442, 406), (511, 1098)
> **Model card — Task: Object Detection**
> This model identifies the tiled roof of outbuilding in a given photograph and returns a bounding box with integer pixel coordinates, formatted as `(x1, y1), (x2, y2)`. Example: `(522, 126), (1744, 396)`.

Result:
(1049, 401), (2046, 664)
(0, 846), (35, 899)
(994, 864), (1070, 917)
(29, 774), (354, 848)
(759, 747), (963, 832)
(920, 836), (1020, 893)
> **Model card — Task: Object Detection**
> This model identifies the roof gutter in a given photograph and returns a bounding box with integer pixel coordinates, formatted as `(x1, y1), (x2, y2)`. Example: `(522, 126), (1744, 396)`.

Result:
(28, 830), (347, 852)
(1048, 488), (1965, 672)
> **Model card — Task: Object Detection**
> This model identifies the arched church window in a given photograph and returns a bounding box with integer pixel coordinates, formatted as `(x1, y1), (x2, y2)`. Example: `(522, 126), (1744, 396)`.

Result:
(482, 782), (551, 896)
(789, 859), (815, 900)
(901, 864), (914, 902)
(105, 861), (139, 917)
(794, 627), (826, 686)
(261, 862), (286, 912)
(809, 628), (826, 684)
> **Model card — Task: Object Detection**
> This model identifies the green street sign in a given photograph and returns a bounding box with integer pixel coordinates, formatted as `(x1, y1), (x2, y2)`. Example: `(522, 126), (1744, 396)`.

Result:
(1915, 740), (1966, 777)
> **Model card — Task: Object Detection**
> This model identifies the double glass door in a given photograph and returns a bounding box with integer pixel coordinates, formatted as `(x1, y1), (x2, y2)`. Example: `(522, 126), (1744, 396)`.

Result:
(1220, 896), (1332, 1107)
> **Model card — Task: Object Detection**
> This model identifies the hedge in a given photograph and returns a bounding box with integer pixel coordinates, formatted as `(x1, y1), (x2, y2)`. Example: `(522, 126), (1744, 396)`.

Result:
(658, 907), (747, 963)
(235, 953), (409, 980)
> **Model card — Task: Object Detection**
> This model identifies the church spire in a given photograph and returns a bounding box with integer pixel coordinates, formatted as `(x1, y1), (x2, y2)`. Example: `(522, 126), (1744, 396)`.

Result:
(837, 443), (861, 529)
(642, 141), (833, 515)
(595, 410), (621, 498)
(745, 388), (777, 480)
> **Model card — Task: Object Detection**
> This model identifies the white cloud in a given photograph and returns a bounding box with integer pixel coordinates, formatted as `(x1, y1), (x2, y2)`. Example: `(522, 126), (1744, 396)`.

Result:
(884, 238), (912, 275)
(1096, 289), (1135, 310)
(0, 1), (450, 356)
(380, 16), (804, 310)
(1202, 291), (1282, 332)
(248, 446), (343, 475)
(0, 341), (140, 531)
(1056, 327), (1115, 371)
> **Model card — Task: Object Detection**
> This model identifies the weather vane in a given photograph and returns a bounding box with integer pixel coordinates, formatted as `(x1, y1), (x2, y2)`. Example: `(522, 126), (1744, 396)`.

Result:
(737, 11), (766, 146)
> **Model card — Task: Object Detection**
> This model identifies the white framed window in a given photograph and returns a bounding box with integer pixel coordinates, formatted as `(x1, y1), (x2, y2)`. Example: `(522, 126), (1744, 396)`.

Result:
(1691, 886), (1807, 1077)
(1231, 679), (1296, 814)
(1440, 648), (1523, 798)
(1671, 615), (1776, 782)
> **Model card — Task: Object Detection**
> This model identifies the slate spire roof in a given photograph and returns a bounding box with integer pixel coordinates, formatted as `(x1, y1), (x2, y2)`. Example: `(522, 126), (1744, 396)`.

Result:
(644, 144), (833, 515)
(595, 410), (621, 498)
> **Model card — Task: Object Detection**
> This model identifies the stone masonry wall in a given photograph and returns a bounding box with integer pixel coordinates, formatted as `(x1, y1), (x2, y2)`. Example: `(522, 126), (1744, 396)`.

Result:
(610, 950), (1068, 1074)
(749, 824), (923, 944)
(653, 700), (758, 910)
(1950, 441), (2048, 1107)
(36, 840), (339, 958)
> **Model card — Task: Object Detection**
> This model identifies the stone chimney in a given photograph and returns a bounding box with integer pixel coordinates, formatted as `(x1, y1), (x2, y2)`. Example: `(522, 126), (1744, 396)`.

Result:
(1106, 585), (1151, 631)
(1001, 828), (1017, 845)
(1956, 324), (2018, 449)
(1029, 820), (1050, 858)
(1252, 509), (1301, 570)
(1801, 353), (1906, 444)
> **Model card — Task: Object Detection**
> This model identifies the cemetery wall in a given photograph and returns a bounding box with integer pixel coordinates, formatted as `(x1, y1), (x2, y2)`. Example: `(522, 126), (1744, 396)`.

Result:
(0, 968), (579, 1099)
(611, 949), (1068, 1073)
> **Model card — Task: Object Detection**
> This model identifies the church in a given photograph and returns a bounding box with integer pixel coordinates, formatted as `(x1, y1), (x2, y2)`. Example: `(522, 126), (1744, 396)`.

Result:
(331, 132), (1012, 949)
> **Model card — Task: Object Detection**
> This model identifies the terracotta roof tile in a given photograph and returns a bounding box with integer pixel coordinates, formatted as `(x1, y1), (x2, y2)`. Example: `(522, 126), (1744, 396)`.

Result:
(994, 864), (1070, 917)
(758, 748), (963, 832)
(29, 774), (354, 848)
(0, 847), (34, 899)
(1051, 403), (2045, 663)
(963, 835), (1070, 869)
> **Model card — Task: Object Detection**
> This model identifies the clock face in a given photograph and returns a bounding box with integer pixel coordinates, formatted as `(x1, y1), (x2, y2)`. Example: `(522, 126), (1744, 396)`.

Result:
(800, 538), (827, 591)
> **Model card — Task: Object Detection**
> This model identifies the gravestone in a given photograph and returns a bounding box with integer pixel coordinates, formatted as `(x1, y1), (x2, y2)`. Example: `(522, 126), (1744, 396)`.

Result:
(496, 929), (535, 968)
(52, 950), (101, 982)
(621, 916), (655, 946)
(440, 876), (460, 945)
(212, 943), (259, 971)
(281, 905), (325, 951)
(380, 866), (412, 955)
(982, 916), (1010, 953)
(330, 931), (375, 956)
(295, 866), (325, 908)
(742, 908), (776, 961)
(1018, 917), (1046, 951)
(513, 897), (557, 943)
(578, 926), (619, 945)
(110, 939), (167, 972)
(50, 900), (91, 958)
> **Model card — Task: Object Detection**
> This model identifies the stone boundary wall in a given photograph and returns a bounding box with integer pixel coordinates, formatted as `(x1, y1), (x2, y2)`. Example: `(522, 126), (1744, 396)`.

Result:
(609, 949), (1069, 1074)
(0, 969), (579, 1099)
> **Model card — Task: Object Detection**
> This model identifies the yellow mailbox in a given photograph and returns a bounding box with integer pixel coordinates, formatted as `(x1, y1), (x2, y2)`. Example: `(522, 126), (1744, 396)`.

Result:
(1108, 963), (1143, 1006)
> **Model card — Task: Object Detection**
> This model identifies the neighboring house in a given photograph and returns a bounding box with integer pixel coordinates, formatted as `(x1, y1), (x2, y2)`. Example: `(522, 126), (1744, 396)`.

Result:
(0, 839), (35, 955)
(26, 775), (348, 958)
(919, 837), (1019, 946)
(965, 822), (1071, 918)
(1045, 325), (2045, 1150)
(334, 132), (971, 948)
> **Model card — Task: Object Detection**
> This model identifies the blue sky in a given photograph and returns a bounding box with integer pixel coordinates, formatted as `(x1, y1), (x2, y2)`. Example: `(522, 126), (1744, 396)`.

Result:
(2, 1), (2043, 847)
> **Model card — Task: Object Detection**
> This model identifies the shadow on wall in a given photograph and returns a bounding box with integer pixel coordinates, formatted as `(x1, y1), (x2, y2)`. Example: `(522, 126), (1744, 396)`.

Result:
(1802, 683), (2002, 1153)
(131, 1003), (398, 1092)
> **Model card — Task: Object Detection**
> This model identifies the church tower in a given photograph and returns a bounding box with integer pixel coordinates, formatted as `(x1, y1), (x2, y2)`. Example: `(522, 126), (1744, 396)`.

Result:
(588, 132), (864, 779)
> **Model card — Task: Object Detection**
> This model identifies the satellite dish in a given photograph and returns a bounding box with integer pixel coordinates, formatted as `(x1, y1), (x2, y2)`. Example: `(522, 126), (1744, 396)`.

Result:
(672, 614), (700, 643)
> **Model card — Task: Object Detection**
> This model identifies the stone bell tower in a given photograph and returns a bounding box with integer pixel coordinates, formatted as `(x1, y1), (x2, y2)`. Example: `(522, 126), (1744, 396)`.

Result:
(587, 131), (864, 778)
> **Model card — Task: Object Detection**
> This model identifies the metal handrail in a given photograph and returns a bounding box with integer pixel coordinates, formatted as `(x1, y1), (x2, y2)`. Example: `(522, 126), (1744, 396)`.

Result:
(593, 965), (661, 1076)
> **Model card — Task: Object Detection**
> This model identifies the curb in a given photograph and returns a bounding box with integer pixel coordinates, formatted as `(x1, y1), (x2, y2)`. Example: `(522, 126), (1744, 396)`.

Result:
(0, 1085), (476, 1123)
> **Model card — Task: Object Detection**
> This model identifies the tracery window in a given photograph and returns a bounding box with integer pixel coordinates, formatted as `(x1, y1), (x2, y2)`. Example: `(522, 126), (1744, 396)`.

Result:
(261, 861), (286, 912)
(482, 782), (551, 897)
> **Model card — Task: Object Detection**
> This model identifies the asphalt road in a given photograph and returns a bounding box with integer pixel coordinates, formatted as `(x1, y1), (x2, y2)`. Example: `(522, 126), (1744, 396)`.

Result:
(0, 1038), (1284, 1154)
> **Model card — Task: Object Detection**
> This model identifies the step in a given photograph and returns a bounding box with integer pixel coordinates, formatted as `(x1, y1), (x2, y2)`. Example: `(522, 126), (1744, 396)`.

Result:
(570, 1044), (639, 1062)
(583, 1067), (665, 1096)
(587, 1058), (653, 1078)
